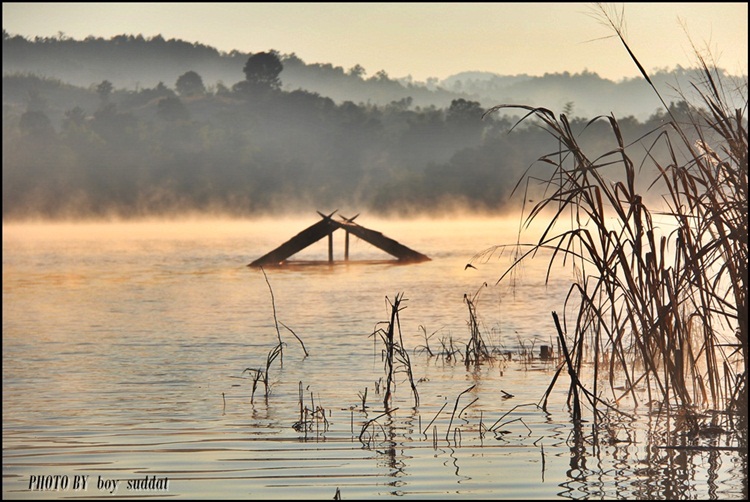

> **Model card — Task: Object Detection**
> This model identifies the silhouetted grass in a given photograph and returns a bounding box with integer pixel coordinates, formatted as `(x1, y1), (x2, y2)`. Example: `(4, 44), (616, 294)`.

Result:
(483, 4), (747, 438)
(371, 293), (419, 410)
(243, 342), (283, 403)
(260, 267), (308, 359)
(293, 381), (330, 435)
(464, 283), (492, 367)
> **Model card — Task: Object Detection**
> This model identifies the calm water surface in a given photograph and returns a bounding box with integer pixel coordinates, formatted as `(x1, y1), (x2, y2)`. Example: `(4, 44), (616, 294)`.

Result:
(3, 217), (746, 499)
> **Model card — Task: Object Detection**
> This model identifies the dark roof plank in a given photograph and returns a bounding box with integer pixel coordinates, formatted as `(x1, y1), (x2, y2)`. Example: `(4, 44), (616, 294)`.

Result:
(248, 211), (340, 267)
(338, 216), (430, 263)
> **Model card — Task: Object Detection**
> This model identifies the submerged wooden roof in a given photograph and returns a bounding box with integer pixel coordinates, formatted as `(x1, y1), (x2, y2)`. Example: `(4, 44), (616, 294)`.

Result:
(248, 211), (430, 267)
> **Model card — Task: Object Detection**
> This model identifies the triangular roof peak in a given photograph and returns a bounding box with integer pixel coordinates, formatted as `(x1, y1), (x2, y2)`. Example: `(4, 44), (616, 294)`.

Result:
(248, 211), (430, 267)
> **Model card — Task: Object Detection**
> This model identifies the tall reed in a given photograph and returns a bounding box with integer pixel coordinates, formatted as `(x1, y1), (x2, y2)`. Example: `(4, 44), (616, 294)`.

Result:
(371, 293), (419, 410)
(484, 5), (747, 435)
(259, 267), (308, 359)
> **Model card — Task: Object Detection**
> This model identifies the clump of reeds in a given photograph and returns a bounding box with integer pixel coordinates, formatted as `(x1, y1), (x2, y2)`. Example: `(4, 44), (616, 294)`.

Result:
(439, 334), (463, 362)
(243, 342), (283, 403)
(413, 290), (496, 368)
(464, 283), (492, 367)
(371, 293), (419, 410)
(483, 5), (747, 436)
(515, 336), (536, 364)
(414, 325), (463, 362)
(414, 325), (437, 357)
(292, 381), (329, 435)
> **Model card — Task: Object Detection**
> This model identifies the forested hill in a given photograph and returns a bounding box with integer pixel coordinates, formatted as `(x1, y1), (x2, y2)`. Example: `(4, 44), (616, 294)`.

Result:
(4, 30), (742, 121)
(3, 31), (743, 221)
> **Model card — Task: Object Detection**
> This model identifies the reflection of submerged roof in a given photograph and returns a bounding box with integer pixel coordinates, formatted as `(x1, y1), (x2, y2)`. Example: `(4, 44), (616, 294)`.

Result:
(248, 211), (431, 268)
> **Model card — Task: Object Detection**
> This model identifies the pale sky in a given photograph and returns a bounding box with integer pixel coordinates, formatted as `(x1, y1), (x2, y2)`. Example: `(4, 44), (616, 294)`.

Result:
(2, 2), (747, 82)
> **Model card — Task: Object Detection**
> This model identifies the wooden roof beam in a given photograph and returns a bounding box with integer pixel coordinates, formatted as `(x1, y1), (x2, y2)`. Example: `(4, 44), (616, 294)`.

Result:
(248, 211), (340, 267)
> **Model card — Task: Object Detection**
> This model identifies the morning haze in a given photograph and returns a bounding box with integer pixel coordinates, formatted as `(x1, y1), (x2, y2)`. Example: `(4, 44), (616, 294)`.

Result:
(2, 3), (747, 221)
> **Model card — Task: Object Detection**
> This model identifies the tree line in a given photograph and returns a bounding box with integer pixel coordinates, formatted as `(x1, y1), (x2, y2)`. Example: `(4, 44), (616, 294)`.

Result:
(3, 49), (703, 220)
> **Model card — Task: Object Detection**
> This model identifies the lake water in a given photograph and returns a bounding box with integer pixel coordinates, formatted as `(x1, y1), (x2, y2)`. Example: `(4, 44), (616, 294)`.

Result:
(2, 216), (747, 499)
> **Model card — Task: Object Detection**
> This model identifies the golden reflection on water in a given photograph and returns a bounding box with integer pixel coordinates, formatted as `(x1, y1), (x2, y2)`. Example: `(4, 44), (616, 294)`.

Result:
(3, 216), (746, 500)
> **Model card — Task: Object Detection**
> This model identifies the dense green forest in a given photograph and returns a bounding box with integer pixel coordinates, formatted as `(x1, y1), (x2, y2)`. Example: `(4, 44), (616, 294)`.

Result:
(3, 31), (740, 220)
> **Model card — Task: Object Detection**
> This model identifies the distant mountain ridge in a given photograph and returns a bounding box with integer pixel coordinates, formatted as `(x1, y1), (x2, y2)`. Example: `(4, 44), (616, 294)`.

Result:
(4, 30), (746, 121)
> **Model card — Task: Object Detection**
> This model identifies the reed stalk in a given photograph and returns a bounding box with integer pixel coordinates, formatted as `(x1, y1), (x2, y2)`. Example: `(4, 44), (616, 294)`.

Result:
(259, 267), (308, 358)
(446, 385), (476, 442)
(421, 401), (448, 436)
(260, 267), (284, 364)
(358, 387), (368, 412)
(359, 408), (398, 445)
